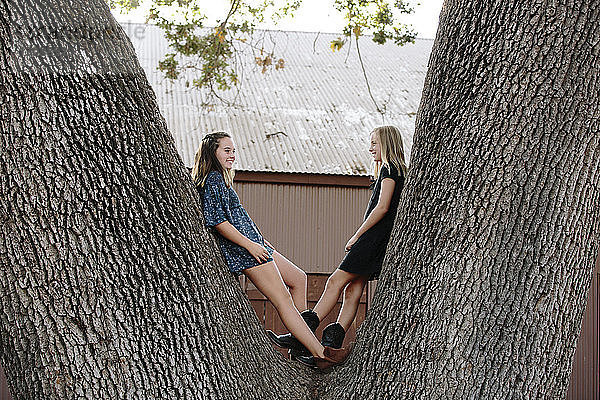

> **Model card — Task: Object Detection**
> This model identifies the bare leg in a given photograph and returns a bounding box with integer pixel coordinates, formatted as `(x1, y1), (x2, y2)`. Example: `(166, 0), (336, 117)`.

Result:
(337, 276), (369, 331)
(272, 251), (308, 312)
(313, 269), (360, 322)
(243, 262), (325, 358)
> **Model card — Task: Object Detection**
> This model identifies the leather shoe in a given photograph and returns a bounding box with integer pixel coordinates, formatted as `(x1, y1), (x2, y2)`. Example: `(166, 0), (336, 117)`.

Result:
(266, 330), (301, 349)
(289, 345), (310, 360)
(321, 323), (346, 349)
(265, 310), (319, 351)
(292, 354), (316, 368)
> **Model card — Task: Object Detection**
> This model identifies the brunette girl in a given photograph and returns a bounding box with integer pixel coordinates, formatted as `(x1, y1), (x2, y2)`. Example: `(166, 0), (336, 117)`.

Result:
(193, 132), (351, 368)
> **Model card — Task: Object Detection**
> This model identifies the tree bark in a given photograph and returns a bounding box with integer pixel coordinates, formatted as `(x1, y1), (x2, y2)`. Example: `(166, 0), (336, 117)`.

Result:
(324, 1), (600, 399)
(0, 1), (310, 399)
(1, 0), (599, 399)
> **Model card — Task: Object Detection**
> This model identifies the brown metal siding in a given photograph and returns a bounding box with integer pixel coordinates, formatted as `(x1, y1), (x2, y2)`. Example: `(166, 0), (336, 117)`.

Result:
(567, 251), (600, 400)
(0, 366), (9, 400)
(234, 181), (371, 273)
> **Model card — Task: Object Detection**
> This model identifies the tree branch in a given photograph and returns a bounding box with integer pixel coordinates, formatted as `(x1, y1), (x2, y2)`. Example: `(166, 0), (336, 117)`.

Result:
(355, 33), (383, 115)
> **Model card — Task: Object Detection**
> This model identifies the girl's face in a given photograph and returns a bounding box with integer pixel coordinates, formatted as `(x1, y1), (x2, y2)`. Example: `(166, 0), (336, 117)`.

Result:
(216, 137), (236, 170)
(369, 131), (381, 162)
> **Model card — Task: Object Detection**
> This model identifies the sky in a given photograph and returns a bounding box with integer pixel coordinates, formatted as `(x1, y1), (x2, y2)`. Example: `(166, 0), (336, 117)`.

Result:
(112, 0), (445, 39)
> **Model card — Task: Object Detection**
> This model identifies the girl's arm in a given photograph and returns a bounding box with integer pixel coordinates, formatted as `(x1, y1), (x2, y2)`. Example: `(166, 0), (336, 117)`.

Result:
(215, 221), (271, 263)
(346, 178), (396, 251)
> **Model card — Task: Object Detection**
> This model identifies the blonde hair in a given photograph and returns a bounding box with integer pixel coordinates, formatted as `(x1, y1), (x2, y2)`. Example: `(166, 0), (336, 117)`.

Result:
(191, 132), (235, 188)
(372, 126), (407, 178)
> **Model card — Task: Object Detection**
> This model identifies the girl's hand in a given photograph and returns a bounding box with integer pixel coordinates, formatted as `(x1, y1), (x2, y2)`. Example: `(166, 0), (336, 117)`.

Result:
(246, 241), (270, 263)
(345, 235), (358, 251)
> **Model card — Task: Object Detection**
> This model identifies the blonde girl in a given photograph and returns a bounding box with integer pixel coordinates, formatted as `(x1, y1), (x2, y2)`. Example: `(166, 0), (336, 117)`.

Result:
(270, 126), (407, 356)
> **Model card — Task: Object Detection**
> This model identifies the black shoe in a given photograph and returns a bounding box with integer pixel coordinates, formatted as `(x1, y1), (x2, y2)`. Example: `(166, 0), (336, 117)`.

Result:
(301, 309), (320, 332)
(288, 344), (311, 361)
(265, 310), (320, 350)
(292, 353), (316, 368)
(321, 323), (346, 349)
(290, 309), (320, 355)
(266, 330), (301, 349)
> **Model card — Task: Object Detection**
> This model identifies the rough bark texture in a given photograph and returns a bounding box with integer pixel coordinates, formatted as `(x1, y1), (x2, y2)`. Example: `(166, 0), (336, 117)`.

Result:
(324, 1), (600, 399)
(1, 0), (599, 399)
(0, 1), (311, 399)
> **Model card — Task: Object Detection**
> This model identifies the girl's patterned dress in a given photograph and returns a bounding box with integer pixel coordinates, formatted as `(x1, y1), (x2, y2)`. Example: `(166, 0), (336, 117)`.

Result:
(200, 170), (274, 275)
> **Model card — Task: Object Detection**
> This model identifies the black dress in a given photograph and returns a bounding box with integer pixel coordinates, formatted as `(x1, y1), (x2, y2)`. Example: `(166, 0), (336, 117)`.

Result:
(338, 163), (404, 280)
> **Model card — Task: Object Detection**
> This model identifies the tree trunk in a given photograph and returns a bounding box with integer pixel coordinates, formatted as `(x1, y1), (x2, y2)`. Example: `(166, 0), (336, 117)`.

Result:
(0, 1), (310, 399)
(1, 0), (598, 399)
(324, 1), (600, 399)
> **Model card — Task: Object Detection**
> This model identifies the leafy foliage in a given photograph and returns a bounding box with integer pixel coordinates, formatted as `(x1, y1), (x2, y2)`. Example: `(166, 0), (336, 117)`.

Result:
(131, 0), (301, 99)
(333, 0), (415, 49)
(107, 0), (140, 11)
(110, 0), (415, 103)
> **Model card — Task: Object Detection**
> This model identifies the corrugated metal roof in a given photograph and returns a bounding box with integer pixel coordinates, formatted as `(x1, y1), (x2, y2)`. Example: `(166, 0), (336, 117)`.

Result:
(123, 23), (433, 175)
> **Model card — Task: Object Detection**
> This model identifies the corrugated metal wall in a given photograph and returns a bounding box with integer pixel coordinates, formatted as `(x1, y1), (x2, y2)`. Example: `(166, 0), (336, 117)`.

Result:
(567, 251), (600, 400)
(0, 366), (8, 400)
(234, 181), (371, 273)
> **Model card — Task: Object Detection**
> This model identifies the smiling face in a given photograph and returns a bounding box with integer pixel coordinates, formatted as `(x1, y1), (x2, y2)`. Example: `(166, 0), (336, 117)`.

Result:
(215, 136), (236, 170)
(369, 131), (381, 162)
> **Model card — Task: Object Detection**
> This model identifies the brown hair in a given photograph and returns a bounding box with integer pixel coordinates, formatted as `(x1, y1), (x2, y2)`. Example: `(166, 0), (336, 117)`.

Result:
(191, 132), (235, 188)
